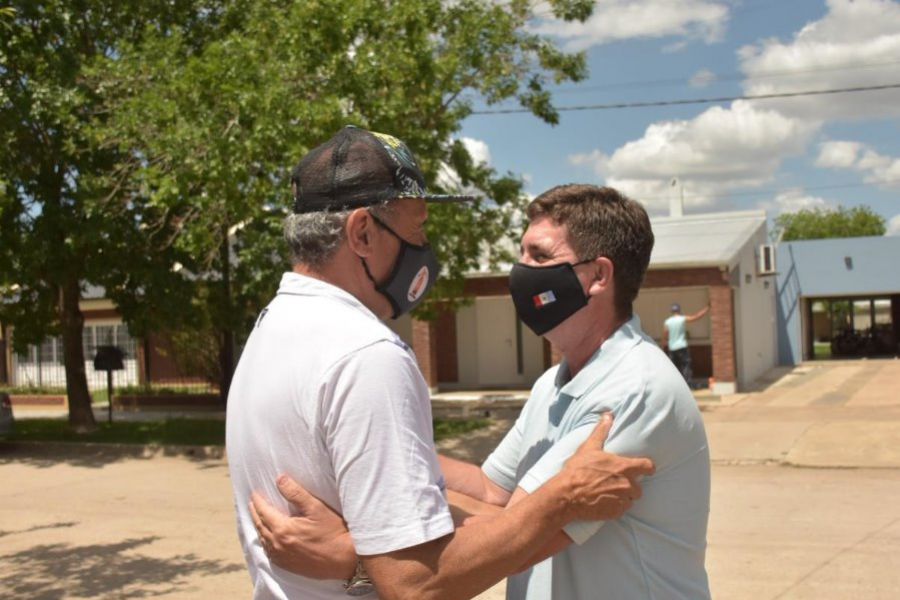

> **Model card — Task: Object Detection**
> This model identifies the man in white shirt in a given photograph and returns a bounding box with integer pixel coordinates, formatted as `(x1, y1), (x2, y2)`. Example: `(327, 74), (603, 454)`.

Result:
(251, 184), (711, 599)
(227, 128), (654, 600)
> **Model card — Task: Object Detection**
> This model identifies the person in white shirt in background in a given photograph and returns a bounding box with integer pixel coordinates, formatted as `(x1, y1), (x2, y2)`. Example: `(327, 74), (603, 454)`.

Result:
(227, 128), (654, 600)
(662, 303), (710, 389)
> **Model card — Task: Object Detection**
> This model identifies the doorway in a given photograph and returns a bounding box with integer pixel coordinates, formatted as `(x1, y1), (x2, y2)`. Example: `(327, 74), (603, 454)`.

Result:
(809, 297), (897, 359)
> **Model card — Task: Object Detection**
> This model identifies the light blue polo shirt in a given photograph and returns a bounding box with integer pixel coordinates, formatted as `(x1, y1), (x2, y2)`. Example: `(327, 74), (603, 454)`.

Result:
(664, 314), (688, 351)
(482, 316), (710, 600)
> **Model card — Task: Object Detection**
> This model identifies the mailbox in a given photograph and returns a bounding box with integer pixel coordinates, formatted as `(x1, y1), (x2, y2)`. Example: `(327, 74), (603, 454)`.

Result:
(94, 345), (124, 371)
(94, 345), (124, 424)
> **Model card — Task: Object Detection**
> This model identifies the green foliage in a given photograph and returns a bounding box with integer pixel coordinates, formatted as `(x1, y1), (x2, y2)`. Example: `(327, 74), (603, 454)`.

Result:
(5, 418), (227, 445)
(775, 205), (886, 241)
(0, 0), (233, 428)
(92, 0), (592, 350)
(0, 385), (68, 395)
(1, 0), (592, 415)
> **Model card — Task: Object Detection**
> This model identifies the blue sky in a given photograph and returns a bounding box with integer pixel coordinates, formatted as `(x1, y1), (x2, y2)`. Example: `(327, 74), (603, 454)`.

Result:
(458, 0), (900, 235)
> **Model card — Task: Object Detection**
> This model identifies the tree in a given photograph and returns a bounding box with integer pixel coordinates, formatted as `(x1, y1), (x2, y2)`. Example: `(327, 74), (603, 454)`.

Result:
(0, 1), (230, 431)
(94, 0), (595, 398)
(775, 205), (886, 242)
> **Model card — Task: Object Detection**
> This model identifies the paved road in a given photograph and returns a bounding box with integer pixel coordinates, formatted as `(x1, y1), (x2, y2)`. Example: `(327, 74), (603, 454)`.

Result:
(2, 359), (899, 599)
(2, 450), (898, 600)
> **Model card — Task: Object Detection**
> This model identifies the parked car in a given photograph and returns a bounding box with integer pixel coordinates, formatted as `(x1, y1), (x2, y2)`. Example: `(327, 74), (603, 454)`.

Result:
(0, 392), (14, 436)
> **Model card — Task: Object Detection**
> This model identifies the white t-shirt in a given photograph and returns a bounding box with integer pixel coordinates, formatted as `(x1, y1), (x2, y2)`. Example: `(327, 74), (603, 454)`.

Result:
(227, 272), (453, 600)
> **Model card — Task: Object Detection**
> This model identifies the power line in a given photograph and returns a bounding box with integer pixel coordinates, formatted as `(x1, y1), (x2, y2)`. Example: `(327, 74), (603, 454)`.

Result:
(541, 59), (900, 96)
(470, 83), (900, 115)
(632, 177), (900, 203)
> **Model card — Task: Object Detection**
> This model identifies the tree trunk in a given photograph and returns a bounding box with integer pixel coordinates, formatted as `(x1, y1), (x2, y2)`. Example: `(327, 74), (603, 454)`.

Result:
(218, 224), (234, 405)
(60, 278), (96, 432)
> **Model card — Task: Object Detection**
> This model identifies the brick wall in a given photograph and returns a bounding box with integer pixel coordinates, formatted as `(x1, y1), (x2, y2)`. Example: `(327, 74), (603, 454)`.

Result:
(0, 338), (7, 385)
(81, 308), (120, 320)
(463, 276), (509, 297)
(435, 308), (459, 383)
(643, 267), (728, 287)
(708, 285), (736, 383)
(411, 318), (439, 390)
(644, 266), (735, 384)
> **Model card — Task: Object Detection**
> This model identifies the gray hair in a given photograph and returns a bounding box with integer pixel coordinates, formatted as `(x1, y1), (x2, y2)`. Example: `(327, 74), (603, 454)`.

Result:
(283, 201), (394, 269)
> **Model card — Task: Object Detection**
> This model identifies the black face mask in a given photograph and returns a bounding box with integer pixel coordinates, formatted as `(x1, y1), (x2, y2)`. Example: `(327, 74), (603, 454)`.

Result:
(361, 212), (440, 319)
(508, 259), (595, 335)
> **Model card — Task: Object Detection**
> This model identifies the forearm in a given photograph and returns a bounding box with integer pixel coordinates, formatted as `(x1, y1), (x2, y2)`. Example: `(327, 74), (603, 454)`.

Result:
(447, 489), (503, 525)
(438, 454), (510, 505)
(448, 488), (572, 574)
(365, 478), (573, 600)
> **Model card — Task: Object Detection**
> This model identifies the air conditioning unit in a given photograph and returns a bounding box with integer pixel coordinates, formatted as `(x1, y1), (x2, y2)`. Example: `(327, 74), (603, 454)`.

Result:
(758, 244), (776, 275)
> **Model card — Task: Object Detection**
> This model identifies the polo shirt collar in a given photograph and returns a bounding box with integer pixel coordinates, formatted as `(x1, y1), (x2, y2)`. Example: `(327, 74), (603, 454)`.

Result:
(276, 271), (379, 322)
(554, 315), (644, 399)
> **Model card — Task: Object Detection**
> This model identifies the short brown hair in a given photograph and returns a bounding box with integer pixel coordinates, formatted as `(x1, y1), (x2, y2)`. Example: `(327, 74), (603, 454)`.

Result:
(527, 184), (654, 318)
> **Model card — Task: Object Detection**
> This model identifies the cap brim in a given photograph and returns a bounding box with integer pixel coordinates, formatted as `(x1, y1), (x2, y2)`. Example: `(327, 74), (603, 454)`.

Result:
(421, 194), (478, 203)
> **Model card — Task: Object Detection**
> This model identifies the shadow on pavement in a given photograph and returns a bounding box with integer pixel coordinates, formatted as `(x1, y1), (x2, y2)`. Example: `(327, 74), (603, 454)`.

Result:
(0, 536), (244, 599)
(437, 418), (516, 464)
(0, 443), (225, 469)
(0, 521), (78, 540)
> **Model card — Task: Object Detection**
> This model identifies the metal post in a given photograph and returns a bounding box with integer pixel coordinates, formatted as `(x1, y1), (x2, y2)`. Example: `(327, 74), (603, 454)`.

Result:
(107, 369), (113, 424)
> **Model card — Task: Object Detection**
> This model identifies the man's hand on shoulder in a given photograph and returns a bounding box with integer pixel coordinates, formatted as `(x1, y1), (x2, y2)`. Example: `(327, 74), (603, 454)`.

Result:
(250, 475), (356, 580)
(553, 413), (655, 522)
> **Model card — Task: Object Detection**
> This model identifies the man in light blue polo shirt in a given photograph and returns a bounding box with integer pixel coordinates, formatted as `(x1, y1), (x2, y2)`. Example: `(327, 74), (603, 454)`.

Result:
(443, 184), (711, 599)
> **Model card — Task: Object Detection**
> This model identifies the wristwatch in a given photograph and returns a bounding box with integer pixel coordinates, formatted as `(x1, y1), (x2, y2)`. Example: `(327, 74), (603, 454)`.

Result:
(344, 560), (375, 596)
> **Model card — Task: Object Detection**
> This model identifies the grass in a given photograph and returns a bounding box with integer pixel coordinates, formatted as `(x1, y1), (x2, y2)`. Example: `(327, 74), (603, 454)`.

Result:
(813, 341), (833, 359)
(3, 418), (490, 446)
(0, 386), (67, 395)
(433, 418), (490, 442)
(4, 418), (226, 446)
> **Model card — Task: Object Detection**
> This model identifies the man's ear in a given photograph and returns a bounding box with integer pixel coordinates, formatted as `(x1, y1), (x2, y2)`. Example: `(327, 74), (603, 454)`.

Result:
(587, 257), (614, 297)
(345, 209), (376, 258)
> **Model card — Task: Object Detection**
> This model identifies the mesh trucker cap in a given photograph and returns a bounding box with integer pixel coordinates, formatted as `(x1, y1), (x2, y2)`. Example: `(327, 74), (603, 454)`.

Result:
(291, 125), (475, 213)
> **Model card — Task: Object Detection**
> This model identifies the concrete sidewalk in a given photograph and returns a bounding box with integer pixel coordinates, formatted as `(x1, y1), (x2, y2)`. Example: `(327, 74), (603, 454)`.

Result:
(435, 359), (900, 469)
(701, 359), (900, 468)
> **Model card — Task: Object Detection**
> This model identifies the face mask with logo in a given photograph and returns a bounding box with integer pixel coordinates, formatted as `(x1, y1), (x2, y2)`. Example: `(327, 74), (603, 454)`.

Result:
(508, 259), (595, 335)
(361, 212), (440, 319)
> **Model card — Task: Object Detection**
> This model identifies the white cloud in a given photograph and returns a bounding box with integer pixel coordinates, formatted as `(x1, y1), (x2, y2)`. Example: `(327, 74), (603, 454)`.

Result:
(815, 140), (863, 169)
(739, 0), (900, 119)
(460, 136), (492, 166)
(568, 149), (608, 175)
(758, 188), (831, 214)
(816, 140), (900, 187)
(689, 68), (716, 88)
(569, 101), (817, 211)
(533, 0), (730, 51)
(564, 0), (900, 215)
(887, 214), (900, 236)
(438, 136), (493, 190)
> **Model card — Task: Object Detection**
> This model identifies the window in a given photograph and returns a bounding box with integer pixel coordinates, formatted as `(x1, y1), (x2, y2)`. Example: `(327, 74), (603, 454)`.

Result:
(874, 299), (891, 326)
(853, 300), (872, 332)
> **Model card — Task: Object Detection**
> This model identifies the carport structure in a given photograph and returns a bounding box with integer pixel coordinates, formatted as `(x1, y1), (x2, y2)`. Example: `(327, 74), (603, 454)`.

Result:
(776, 235), (900, 365)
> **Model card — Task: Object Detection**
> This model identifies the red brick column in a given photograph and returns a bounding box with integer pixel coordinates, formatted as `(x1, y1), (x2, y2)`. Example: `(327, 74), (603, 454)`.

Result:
(412, 318), (439, 391)
(435, 308), (458, 383)
(709, 285), (736, 386)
